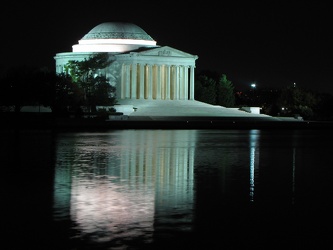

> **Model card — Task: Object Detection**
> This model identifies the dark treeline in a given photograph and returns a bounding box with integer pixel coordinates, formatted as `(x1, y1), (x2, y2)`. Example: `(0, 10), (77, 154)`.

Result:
(0, 53), (117, 118)
(195, 70), (333, 121)
(1, 64), (333, 121)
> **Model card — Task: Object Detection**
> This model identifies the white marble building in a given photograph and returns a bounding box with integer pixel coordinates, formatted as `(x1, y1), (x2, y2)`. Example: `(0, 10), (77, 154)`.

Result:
(54, 22), (278, 120)
(54, 22), (198, 103)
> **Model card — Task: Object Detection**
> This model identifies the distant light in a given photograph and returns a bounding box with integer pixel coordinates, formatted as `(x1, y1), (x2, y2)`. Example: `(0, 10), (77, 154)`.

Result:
(251, 83), (256, 88)
(293, 83), (296, 87)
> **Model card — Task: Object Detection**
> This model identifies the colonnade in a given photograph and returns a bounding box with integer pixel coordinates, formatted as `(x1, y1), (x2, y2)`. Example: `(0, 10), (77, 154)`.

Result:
(120, 63), (195, 100)
(119, 130), (195, 207)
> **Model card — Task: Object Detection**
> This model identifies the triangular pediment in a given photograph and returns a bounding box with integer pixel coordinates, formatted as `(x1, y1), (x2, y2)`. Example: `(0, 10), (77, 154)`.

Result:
(132, 46), (197, 58)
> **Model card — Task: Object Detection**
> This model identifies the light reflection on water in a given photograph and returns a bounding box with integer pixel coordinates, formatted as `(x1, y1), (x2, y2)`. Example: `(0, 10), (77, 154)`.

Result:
(249, 129), (260, 202)
(2, 129), (333, 249)
(51, 129), (333, 248)
(53, 130), (196, 247)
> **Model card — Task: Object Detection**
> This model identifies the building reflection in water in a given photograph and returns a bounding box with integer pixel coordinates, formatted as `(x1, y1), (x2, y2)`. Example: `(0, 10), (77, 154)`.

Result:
(54, 129), (299, 244)
(292, 147), (296, 205)
(53, 130), (196, 243)
(249, 129), (260, 202)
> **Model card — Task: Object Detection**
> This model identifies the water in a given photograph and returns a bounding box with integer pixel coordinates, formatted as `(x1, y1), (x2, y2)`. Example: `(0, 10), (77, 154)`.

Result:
(1, 128), (333, 249)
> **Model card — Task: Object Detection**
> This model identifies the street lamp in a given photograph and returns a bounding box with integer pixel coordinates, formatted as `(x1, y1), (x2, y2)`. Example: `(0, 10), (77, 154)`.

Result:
(250, 83), (257, 106)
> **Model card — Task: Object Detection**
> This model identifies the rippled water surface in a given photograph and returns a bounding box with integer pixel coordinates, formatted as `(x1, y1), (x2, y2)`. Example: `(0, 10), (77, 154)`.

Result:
(1, 129), (333, 249)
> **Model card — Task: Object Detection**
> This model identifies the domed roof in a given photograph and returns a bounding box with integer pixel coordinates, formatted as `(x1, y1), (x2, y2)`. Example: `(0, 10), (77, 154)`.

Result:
(72, 22), (157, 53)
(82, 22), (154, 41)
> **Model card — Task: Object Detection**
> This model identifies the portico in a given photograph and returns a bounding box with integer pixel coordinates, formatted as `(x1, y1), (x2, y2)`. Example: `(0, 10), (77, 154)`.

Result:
(119, 51), (196, 100)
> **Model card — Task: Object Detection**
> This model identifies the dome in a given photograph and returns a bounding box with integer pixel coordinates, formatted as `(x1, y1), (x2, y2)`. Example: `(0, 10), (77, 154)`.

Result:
(72, 22), (157, 53)
(82, 22), (154, 41)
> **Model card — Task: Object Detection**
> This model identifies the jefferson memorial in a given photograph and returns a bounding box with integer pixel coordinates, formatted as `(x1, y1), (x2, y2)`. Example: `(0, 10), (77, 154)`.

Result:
(55, 22), (197, 102)
(54, 22), (278, 120)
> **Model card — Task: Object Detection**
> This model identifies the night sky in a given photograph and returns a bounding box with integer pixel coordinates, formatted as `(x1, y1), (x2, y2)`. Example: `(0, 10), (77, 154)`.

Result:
(1, 1), (332, 94)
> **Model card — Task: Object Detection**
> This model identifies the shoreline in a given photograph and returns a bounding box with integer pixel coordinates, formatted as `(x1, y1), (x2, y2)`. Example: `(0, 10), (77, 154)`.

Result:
(1, 115), (333, 130)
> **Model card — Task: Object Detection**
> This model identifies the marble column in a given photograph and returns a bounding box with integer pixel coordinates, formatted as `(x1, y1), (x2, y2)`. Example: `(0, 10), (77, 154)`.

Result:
(190, 66), (195, 100)
(184, 66), (189, 100)
(148, 64), (153, 99)
(175, 66), (179, 100)
(121, 64), (126, 99)
(179, 66), (184, 100)
(156, 65), (161, 100)
(131, 63), (137, 99)
(140, 64), (144, 99)
(166, 65), (170, 100)
(126, 64), (131, 98)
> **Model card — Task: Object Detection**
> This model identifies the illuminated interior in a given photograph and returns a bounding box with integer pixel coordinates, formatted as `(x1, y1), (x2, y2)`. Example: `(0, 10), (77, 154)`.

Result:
(72, 22), (157, 53)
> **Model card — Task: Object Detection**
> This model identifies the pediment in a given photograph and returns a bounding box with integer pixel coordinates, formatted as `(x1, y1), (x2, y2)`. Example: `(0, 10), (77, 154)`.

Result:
(132, 46), (197, 58)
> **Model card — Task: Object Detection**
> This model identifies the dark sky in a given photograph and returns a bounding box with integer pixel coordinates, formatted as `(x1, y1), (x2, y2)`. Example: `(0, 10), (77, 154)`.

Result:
(1, 1), (333, 94)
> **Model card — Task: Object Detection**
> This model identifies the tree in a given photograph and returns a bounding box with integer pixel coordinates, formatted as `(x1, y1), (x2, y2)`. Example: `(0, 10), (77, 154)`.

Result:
(194, 72), (235, 107)
(194, 75), (216, 104)
(64, 53), (117, 112)
(51, 72), (85, 116)
(277, 86), (317, 120)
(91, 75), (116, 106)
(216, 74), (235, 107)
(313, 92), (333, 121)
(0, 65), (56, 113)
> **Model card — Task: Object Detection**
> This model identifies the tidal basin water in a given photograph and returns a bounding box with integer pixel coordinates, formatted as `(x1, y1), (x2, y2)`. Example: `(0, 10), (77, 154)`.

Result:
(1, 128), (333, 249)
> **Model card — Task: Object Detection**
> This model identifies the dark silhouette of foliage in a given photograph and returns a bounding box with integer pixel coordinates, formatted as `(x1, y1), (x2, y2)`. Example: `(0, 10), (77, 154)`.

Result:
(195, 72), (235, 107)
(51, 72), (85, 116)
(0, 65), (56, 112)
(216, 74), (235, 107)
(311, 92), (333, 121)
(64, 53), (117, 112)
(2, 62), (333, 121)
(194, 75), (216, 104)
(277, 86), (317, 120)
